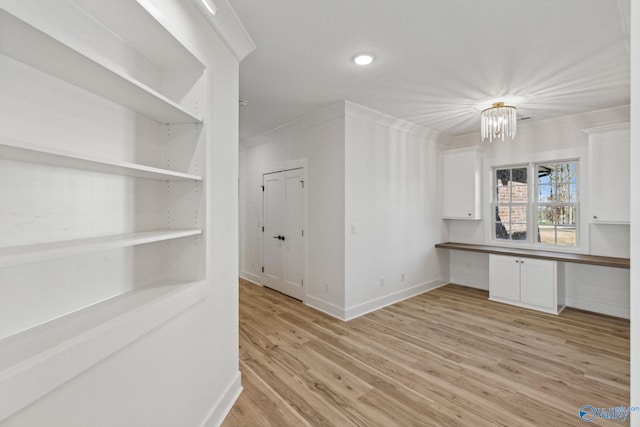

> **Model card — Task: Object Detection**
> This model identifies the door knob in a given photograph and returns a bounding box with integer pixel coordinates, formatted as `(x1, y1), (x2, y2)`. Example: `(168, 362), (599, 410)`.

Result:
(280, 235), (285, 241)
(273, 235), (285, 241)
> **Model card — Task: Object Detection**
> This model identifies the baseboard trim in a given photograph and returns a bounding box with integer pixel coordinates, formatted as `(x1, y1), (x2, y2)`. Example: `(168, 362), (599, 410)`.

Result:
(344, 278), (447, 321)
(239, 271), (261, 286)
(199, 371), (243, 427)
(450, 274), (489, 290)
(565, 297), (629, 319)
(305, 296), (346, 320)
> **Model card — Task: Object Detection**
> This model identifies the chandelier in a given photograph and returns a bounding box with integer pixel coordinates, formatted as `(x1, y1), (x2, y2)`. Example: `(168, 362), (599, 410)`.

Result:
(480, 102), (517, 142)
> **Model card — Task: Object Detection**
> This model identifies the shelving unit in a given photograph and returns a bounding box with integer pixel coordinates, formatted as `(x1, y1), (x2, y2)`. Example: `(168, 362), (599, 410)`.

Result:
(0, 138), (203, 181)
(0, 9), (203, 124)
(0, 279), (208, 421)
(0, 2), (209, 422)
(0, 229), (202, 268)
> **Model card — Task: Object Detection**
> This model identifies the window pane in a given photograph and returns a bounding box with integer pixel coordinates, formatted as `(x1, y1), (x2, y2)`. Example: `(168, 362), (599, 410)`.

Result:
(556, 226), (576, 246)
(496, 169), (511, 186)
(512, 168), (527, 184)
(537, 225), (556, 244)
(512, 184), (528, 202)
(537, 206), (555, 225)
(496, 185), (510, 203)
(553, 184), (572, 203)
(569, 163), (578, 182)
(570, 183), (577, 202)
(539, 162), (577, 184)
(496, 223), (510, 239)
(494, 165), (533, 243)
(538, 166), (552, 184)
(538, 184), (552, 202)
(557, 205), (576, 225)
(511, 224), (527, 240)
(511, 205), (527, 224)
(496, 206), (509, 223)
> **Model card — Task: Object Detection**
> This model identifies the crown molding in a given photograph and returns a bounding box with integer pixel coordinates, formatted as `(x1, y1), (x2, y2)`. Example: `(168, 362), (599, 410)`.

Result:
(240, 102), (346, 150)
(582, 122), (630, 135)
(190, 0), (255, 61)
(344, 101), (444, 141)
(241, 100), (450, 150)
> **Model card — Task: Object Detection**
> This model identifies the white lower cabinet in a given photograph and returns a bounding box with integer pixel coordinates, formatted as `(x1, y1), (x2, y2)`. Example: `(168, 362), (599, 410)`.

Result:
(489, 254), (565, 314)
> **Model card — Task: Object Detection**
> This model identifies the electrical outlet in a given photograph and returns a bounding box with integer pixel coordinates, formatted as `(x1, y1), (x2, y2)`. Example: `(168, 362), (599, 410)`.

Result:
(380, 277), (385, 287)
(401, 272), (405, 282)
(324, 282), (329, 293)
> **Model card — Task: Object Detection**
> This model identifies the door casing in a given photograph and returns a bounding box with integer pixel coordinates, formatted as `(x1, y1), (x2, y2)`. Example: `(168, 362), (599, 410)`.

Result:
(260, 158), (308, 302)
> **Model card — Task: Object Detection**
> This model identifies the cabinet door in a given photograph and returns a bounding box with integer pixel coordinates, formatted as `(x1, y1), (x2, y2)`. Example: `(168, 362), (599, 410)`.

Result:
(588, 125), (630, 223)
(489, 254), (520, 302)
(520, 258), (556, 310)
(442, 148), (482, 219)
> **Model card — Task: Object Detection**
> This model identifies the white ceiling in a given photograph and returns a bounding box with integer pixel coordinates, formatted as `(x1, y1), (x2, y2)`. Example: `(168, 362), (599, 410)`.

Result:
(229, 0), (630, 144)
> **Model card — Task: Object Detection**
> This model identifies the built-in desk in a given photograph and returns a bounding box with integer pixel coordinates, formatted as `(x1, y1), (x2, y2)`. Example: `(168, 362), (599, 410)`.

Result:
(435, 242), (630, 314)
(435, 242), (630, 269)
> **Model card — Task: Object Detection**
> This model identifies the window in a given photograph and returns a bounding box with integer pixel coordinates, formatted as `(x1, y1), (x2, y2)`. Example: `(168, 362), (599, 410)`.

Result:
(493, 160), (578, 247)
(535, 162), (578, 246)
(495, 166), (528, 241)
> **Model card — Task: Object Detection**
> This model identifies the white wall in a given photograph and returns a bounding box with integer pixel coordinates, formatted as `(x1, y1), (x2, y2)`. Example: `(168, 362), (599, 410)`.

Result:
(630, 0), (639, 420)
(344, 103), (449, 318)
(2, 1), (244, 425)
(239, 102), (347, 315)
(445, 106), (631, 318)
(239, 101), (449, 319)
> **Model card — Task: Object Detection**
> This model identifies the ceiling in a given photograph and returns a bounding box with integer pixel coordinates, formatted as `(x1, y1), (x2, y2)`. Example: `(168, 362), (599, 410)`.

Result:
(229, 0), (630, 144)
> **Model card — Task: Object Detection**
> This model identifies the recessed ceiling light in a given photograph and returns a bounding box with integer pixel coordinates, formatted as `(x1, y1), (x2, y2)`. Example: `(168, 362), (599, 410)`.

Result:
(353, 54), (375, 66)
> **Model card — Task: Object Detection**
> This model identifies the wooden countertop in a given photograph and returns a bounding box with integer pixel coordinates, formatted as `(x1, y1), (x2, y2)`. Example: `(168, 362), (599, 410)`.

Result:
(435, 242), (630, 269)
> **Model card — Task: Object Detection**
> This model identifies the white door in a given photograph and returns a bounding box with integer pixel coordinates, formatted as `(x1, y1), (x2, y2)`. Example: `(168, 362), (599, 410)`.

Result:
(489, 254), (520, 302)
(262, 168), (304, 300)
(520, 258), (556, 310)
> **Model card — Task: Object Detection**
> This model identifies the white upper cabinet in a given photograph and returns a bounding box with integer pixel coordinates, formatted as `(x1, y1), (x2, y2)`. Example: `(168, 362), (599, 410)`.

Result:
(442, 147), (483, 220)
(584, 123), (630, 224)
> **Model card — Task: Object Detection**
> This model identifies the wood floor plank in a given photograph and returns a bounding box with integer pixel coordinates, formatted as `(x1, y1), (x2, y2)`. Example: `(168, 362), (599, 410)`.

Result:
(222, 280), (630, 427)
(223, 361), (313, 427)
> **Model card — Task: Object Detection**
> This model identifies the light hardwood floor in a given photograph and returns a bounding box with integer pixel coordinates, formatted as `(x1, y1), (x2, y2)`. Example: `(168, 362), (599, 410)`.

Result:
(222, 280), (629, 426)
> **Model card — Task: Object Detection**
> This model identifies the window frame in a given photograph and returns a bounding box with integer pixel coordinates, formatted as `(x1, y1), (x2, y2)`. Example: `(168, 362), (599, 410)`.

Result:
(493, 164), (529, 243)
(491, 159), (580, 249)
(533, 160), (580, 248)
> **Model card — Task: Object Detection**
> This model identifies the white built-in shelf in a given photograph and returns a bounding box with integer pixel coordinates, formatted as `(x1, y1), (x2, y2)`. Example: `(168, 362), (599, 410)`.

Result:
(0, 138), (203, 181)
(0, 279), (208, 422)
(0, 229), (202, 268)
(0, 9), (202, 124)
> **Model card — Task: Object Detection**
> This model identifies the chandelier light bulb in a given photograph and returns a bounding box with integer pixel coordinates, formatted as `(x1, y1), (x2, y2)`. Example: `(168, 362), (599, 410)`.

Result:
(481, 101), (517, 142)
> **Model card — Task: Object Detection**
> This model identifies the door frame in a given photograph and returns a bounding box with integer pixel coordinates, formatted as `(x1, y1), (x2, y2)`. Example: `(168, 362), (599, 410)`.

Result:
(260, 158), (308, 302)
